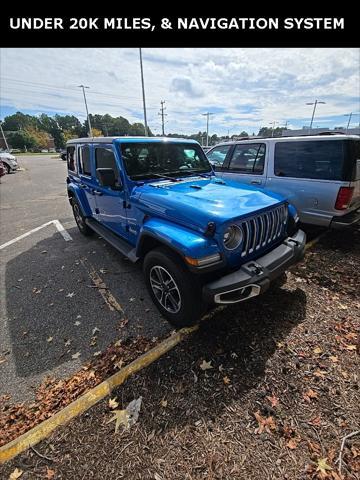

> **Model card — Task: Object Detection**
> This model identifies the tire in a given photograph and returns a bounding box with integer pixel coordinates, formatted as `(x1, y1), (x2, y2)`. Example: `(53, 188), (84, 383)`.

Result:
(71, 199), (94, 236)
(5, 164), (11, 174)
(143, 247), (205, 327)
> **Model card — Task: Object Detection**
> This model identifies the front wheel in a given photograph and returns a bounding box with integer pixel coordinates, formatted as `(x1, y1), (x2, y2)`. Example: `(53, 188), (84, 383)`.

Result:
(143, 247), (205, 327)
(72, 199), (93, 236)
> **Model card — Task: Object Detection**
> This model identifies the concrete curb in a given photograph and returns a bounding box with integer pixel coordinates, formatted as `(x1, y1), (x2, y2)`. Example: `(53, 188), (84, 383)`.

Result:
(0, 325), (198, 464)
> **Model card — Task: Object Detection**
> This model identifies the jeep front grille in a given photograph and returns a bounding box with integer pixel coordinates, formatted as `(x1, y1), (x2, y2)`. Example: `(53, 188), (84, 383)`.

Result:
(240, 204), (288, 257)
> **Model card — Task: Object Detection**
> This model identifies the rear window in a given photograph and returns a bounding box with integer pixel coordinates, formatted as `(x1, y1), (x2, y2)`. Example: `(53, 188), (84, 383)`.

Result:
(274, 140), (359, 181)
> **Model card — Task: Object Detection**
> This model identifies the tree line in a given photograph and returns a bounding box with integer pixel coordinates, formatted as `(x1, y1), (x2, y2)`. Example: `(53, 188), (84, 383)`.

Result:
(1, 111), (288, 151)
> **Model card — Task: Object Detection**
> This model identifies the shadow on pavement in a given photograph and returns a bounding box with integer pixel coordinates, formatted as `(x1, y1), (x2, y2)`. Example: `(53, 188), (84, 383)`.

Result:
(4, 226), (169, 382)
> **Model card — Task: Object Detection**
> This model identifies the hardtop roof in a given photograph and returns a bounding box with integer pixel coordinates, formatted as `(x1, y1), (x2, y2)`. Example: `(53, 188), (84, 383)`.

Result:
(66, 136), (200, 145)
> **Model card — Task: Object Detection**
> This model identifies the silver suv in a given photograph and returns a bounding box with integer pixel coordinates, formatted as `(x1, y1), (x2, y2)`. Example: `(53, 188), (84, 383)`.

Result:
(207, 135), (360, 228)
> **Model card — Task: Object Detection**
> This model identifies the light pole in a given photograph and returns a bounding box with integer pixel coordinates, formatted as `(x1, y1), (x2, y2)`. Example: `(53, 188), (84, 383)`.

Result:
(158, 100), (167, 136)
(0, 121), (10, 151)
(78, 85), (92, 137)
(344, 113), (353, 133)
(269, 121), (278, 137)
(306, 100), (326, 131)
(202, 112), (214, 146)
(139, 48), (148, 136)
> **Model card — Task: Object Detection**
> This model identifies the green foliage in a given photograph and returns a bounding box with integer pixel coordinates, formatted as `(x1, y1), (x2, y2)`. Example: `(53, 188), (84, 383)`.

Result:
(258, 126), (286, 137)
(7, 131), (37, 150)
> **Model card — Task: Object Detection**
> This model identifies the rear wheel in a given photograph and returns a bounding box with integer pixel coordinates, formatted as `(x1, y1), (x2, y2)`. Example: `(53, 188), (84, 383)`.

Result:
(72, 199), (93, 236)
(5, 164), (11, 174)
(143, 247), (205, 327)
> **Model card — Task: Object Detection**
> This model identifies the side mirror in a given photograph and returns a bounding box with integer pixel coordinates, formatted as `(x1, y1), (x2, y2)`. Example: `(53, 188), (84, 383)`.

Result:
(96, 168), (122, 189)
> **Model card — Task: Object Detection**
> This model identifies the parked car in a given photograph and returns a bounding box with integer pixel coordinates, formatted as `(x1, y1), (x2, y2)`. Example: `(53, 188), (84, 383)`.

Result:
(206, 135), (360, 228)
(66, 137), (305, 326)
(0, 151), (18, 174)
(0, 160), (6, 180)
(60, 149), (67, 161)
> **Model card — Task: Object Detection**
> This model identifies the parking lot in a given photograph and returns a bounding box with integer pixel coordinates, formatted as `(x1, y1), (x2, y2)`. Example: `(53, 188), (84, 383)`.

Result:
(0, 155), (172, 402)
(1, 155), (359, 479)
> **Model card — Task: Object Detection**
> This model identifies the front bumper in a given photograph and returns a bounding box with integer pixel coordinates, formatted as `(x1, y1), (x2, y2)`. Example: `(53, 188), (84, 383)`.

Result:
(203, 229), (306, 304)
(330, 209), (360, 229)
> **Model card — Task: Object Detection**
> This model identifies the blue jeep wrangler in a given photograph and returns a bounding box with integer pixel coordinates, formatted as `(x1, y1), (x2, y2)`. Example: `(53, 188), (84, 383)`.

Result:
(66, 137), (306, 327)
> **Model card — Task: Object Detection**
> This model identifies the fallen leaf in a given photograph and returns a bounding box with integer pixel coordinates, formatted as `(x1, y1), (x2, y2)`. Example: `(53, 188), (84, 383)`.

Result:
(313, 369), (327, 379)
(9, 468), (23, 480)
(266, 395), (279, 408)
(223, 376), (231, 385)
(329, 356), (338, 363)
(160, 398), (168, 408)
(254, 411), (276, 434)
(74, 321), (81, 326)
(47, 336), (53, 343)
(316, 457), (332, 475)
(114, 359), (124, 369)
(76, 314), (82, 319)
(92, 327), (100, 335)
(64, 339), (71, 347)
(107, 409), (130, 433)
(71, 352), (81, 359)
(107, 397), (142, 433)
(303, 389), (318, 402)
(46, 468), (55, 479)
(313, 346), (323, 355)
(345, 345), (357, 351)
(309, 415), (321, 426)
(66, 292), (75, 298)
(109, 398), (119, 409)
(200, 360), (213, 371)
(286, 438), (298, 449)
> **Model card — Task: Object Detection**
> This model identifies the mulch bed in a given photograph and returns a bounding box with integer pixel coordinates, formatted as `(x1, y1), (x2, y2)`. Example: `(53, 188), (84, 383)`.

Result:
(1, 225), (359, 479)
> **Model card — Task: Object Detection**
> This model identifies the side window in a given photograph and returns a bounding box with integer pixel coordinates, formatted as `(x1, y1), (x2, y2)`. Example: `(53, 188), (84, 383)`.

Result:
(79, 145), (92, 176)
(95, 146), (120, 184)
(274, 141), (344, 180)
(67, 146), (76, 172)
(229, 144), (265, 174)
(207, 145), (231, 166)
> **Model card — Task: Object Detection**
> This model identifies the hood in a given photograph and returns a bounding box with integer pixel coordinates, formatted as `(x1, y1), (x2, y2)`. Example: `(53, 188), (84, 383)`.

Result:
(0, 152), (16, 161)
(134, 177), (284, 231)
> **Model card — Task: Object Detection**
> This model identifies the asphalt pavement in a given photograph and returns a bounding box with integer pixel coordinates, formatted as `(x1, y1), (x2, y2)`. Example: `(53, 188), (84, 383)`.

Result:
(0, 156), (171, 402)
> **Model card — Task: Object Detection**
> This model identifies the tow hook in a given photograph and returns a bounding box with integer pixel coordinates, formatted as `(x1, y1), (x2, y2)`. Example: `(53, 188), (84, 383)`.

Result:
(246, 262), (263, 276)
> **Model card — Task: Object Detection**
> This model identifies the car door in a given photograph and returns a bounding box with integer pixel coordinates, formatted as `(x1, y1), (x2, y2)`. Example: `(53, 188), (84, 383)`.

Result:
(77, 144), (98, 218)
(93, 143), (129, 239)
(221, 143), (267, 188)
(206, 144), (233, 170)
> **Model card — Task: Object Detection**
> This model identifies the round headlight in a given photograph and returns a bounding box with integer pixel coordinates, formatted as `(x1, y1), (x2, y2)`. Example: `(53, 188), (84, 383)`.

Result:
(223, 225), (243, 250)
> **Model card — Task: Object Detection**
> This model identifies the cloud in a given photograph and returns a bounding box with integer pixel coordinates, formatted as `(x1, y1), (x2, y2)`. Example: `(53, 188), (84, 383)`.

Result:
(170, 76), (203, 98)
(0, 48), (359, 136)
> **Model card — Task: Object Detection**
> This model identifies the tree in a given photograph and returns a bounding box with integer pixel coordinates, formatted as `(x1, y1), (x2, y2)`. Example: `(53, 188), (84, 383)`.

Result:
(239, 131), (249, 137)
(38, 114), (64, 149)
(92, 128), (103, 137)
(7, 131), (37, 150)
(2, 112), (39, 131)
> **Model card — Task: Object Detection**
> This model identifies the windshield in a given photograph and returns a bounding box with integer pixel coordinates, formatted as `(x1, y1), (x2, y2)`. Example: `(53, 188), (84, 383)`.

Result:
(119, 142), (212, 180)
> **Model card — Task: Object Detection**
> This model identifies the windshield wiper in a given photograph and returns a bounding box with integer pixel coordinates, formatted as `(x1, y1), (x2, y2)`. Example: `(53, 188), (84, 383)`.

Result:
(151, 173), (180, 182)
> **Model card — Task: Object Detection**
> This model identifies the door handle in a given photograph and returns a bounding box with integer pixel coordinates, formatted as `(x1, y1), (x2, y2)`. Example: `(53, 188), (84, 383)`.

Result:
(92, 189), (103, 196)
(251, 180), (262, 185)
(79, 183), (88, 189)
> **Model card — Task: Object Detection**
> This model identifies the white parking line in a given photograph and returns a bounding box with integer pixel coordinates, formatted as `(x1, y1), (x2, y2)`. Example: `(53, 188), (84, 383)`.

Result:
(0, 220), (73, 250)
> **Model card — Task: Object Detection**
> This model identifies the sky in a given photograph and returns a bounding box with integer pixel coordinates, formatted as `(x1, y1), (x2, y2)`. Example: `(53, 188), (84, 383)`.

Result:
(0, 48), (359, 136)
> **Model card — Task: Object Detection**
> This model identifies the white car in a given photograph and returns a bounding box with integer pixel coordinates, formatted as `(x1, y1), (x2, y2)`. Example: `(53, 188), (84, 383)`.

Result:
(0, 151), (18, 173)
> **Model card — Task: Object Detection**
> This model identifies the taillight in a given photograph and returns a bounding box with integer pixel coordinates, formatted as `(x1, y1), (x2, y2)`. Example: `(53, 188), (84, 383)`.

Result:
(335, 187), (354, 210)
